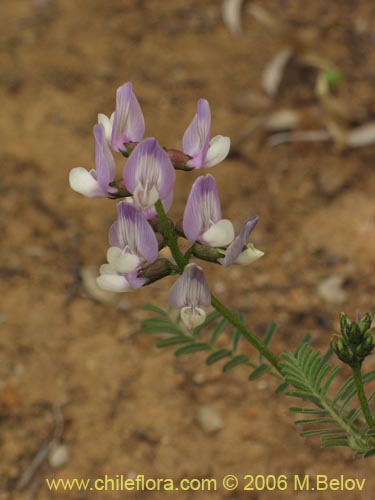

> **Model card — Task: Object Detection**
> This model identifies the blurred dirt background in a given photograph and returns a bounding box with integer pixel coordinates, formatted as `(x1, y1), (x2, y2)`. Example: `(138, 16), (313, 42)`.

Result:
(0, 0), (374, 499)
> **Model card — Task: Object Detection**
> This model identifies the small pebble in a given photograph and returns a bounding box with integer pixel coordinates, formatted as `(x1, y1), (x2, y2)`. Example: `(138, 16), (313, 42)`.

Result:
(196, 406), (223, 434)
(49, 443), (70, 469)
(317, 275), (347, 304)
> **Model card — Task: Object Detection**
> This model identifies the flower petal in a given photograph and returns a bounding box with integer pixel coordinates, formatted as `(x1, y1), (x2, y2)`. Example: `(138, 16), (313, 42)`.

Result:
(126, 271), (147, 289)
(93, 124), (116, 193)
(97, 112), (114, 143)
(69, 167), (106, 198)
(96, 273), (132, 293)
(203, 135), (231, 168)
(183, 99), (211, 168)
(236, 244), (264, 265)
(168, 263), (211, 309)
(201, 219), (234, 247)
(181, 306), (207, 329)
(123, 138), (176, 207)
(113, 201), (159, 264)
(183, 174), (222, 243)
(106, 246), (141, 273)
(111, 82), (145, 151)
(221, 216), (259, 266)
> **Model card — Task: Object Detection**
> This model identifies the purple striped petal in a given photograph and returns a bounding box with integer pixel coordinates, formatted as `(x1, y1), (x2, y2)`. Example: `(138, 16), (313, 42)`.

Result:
(222, 217), (259, 266)
(94, 124), (116, 194)
(109, 201), (159, 264)
(183, 99), (211, 169)
(123, 138), (176, 210)
(183, 174), (221, 243)
(169, 263), (211, 308)
(111, 82), (145, 151)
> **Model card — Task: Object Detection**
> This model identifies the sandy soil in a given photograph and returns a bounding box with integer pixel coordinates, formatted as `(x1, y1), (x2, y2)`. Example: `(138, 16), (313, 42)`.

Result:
(0, 1), (374, 499)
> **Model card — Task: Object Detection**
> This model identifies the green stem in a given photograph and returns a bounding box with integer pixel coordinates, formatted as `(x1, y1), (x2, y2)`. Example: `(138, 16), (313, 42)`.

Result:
(155, 200), (186, 271)
(352, 362), (375, 429)
(211, 294), (281, 373)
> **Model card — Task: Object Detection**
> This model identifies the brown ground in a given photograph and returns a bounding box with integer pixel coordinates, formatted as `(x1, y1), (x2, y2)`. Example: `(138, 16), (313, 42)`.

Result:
(0, 1), (374, 499)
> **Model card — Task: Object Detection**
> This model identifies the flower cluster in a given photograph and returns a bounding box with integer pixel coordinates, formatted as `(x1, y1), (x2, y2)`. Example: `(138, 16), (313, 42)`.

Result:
(331, 313), (375, 367)
(69, 82), (264, 328)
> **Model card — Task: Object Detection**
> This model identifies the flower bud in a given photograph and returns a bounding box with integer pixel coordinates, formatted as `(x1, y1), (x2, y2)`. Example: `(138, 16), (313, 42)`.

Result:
(340, 312), (351, 341)
(192, 243), (225, 263)
(167, 149), (192, 169)
(348, 321), (362, 345)
(358, 313), (373, 334)
(364, 330), (375, 352)
(138, 258), (173, 284)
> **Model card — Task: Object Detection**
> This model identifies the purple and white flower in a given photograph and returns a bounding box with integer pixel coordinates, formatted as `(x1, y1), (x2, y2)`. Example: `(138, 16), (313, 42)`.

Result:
(123, 137), (176, 213)
(96, 201), (159, 292)
(182, 99), (230, 169)
(69, 124), (116, 198)
(169, 263), (211, 329)
(98, 82), (145, 152)
(183, 174), (234, 247)
(219, 217), (264, 266)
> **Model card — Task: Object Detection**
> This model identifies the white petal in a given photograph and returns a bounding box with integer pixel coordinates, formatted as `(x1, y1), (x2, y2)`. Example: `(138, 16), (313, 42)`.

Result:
(98, 113), (114, 143)
(106, 246), (140, 273)
(96, 274), (131, 293)
(202, 219), (234, 247)
(236, 244), (264, 265)
(203, 135), (231, 168)
(133, 183), (159, 210)
(99, 263), (117, 275)
(181, 306), (206, 329)
(69, 167), (106, 198)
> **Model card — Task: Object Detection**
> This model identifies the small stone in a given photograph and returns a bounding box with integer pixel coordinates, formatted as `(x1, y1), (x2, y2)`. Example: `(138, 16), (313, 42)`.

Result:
(193, 372), (206, 385)
(317, 275), (347, 304)
(317, 162), (357, 196)
(49, 443), (70, 469)
(196, 406), (223, 433)
(213, 281), (227, 294)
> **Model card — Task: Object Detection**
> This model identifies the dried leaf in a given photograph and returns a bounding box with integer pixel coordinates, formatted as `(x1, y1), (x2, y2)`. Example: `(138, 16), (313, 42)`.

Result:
(248, 4), (286, 36)
(299, 50), (338, 72)
(264, 109), (301, 131)
(268, 129), (331, 147)
(221, 0), (243, 36)
(262, 47), (293, 97)
(346, 123), (375, 148)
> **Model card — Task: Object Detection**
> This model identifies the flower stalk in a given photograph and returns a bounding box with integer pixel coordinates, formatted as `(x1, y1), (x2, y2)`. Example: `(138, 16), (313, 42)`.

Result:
(210, 295), (281, 373)
(155, 200), (186, 272)
(352, 362), (375, 429)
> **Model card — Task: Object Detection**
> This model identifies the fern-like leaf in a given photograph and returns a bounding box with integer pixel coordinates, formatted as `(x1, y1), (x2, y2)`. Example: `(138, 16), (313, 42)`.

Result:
(280, 344), (374, 453)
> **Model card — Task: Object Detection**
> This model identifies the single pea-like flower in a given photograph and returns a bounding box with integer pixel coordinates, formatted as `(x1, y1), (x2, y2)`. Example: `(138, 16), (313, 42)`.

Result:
(169, 263), (211, 329)
(69, 124), (116, 198)
(96, 201), (159, 292)
(182, 99), (230, 169)
(123, 137), (176, 212)
(219, 217), (264, 266)
(98, 81), (145, 152)
(183, 174), (234, 247)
